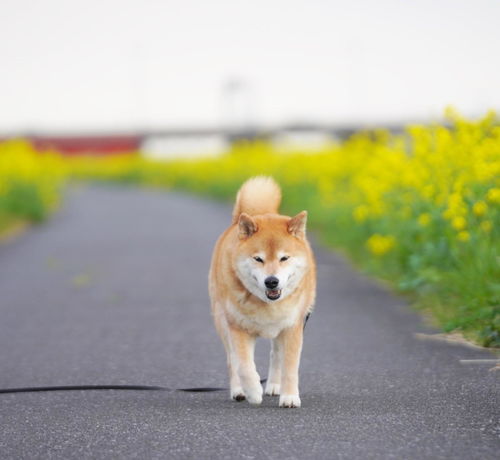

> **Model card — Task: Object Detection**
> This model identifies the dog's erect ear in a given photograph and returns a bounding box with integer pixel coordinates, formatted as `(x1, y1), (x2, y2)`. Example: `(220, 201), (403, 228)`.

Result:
(288, 211), (307, 239)
(238, 213), (257, 239)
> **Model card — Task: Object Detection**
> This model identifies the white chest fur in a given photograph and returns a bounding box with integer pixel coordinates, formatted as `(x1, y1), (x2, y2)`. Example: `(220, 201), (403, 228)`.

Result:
(225, 294), (303, 339)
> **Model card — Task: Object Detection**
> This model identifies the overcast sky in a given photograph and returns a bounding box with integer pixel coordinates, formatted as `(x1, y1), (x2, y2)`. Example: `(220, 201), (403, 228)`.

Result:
(1, 0), (499, 132)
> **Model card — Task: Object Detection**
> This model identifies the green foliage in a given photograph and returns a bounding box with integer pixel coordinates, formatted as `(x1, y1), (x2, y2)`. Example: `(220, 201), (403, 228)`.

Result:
(0, 140), (66, 230)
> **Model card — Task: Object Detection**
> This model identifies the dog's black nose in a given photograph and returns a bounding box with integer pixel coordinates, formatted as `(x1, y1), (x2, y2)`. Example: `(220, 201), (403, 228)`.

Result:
(265, 276), (279, 289)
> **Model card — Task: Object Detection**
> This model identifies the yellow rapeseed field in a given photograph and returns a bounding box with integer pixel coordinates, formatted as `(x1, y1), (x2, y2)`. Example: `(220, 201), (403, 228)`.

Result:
(1, 110), (498, 346)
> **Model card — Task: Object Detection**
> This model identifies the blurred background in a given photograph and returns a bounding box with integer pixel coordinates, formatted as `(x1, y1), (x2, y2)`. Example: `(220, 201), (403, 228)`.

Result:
(1, 0), (500, 155)
(0, 0), (499, 347)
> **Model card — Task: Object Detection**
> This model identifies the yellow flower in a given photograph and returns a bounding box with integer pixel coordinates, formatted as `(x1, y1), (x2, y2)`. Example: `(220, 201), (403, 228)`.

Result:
(480, 220), (492, 233)
(353, 205), (369, 222)
(457, 231), (470, 242)
(444, 105), (461, 121)
(472, 201), (487, 216)
(366, 234), (395, 256)
(442, 209), (453, 220)
(417, 213), (431, 227)
(421, 185), (434, 199)
(451, 216), (467, 231)
(486, 188), (500, 204)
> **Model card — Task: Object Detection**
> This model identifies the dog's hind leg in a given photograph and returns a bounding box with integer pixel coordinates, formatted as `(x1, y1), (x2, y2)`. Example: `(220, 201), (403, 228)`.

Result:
(265, 338), (282, 396)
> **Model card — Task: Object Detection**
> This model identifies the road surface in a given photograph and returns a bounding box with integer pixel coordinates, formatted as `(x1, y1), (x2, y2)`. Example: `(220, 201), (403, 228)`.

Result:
(0, 185), (498, 459)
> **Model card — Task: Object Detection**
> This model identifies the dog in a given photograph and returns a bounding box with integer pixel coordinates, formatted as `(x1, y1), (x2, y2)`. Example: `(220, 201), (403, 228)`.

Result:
(209, 176), (316, 408)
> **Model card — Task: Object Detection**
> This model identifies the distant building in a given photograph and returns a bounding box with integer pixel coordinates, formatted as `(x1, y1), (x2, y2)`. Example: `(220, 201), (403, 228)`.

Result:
(30, 135), (142, 155)
(8, 123), (392, 157)
(271, 128), (335, 152)
(141, 133), (228, 160)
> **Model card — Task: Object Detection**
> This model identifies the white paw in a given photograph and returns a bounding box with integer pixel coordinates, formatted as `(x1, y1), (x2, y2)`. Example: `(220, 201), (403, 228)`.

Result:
(244, 385), (263, 405)
(230, 386), (245, 402)
(265, 382), (280, 396)
(279, 394), (301, 408)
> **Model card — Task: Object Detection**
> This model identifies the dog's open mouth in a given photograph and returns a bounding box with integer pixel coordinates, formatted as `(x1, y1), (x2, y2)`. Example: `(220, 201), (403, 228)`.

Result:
(266, 289), (282, 300)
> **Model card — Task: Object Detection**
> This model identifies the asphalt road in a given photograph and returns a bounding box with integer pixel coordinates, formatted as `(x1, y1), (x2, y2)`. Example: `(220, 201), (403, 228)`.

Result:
(0, 185), (498, 460)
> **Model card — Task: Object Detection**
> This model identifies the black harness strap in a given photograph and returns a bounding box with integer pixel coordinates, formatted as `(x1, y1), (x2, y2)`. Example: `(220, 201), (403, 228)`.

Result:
(303, 312), (311, 330)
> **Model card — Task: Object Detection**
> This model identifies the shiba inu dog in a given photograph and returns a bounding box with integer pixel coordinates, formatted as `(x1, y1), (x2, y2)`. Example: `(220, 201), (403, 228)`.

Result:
(209, 176), (316, 408)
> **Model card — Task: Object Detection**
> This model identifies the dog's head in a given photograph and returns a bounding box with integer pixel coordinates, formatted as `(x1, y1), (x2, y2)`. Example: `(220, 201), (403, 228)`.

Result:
(233, 211), (310, 303)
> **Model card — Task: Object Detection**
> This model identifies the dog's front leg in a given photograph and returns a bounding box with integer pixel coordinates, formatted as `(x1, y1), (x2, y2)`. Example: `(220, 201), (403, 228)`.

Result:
(265, 338), (282, 396)
(228, 325), (262, 405)
(278, 322), (303, 408)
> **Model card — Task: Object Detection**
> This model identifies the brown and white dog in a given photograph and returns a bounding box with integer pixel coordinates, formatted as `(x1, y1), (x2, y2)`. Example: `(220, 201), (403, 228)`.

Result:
(209, 176), (316, 408)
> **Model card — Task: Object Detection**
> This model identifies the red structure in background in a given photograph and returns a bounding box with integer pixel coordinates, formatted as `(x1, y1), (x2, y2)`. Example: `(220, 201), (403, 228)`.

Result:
(30, 135), (143, 155)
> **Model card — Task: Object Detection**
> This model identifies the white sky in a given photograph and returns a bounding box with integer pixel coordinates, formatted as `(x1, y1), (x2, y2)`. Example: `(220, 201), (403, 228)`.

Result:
(1, 0), (499, 132)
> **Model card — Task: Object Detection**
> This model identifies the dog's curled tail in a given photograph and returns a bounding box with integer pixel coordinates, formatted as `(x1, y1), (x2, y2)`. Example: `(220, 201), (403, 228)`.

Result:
(232, 176), (282, 223)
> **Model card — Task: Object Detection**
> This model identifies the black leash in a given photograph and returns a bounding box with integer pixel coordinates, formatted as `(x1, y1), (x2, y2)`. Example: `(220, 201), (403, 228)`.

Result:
(0, 315), (311, 396)
(0, 385), (226, 395)
(0, 382), (265, 395)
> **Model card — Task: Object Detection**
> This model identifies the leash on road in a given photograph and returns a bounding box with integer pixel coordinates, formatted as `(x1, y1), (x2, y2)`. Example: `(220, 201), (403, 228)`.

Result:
(0, 384), (235, 395)
(0, 314), (311, 396)
(0, 381), (267, 395)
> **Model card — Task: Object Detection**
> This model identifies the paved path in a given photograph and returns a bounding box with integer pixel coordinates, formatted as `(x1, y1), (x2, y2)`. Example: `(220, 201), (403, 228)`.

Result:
(0, 185), (498, 459)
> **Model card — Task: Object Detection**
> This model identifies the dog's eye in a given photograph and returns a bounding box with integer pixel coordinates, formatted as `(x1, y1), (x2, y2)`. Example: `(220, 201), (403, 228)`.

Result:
(253, 256), (264, 263)
(280, 256), (290, 262)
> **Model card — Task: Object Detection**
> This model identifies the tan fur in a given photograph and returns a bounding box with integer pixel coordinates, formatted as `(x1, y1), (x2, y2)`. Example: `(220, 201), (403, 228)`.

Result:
(209, 176), (316, 408)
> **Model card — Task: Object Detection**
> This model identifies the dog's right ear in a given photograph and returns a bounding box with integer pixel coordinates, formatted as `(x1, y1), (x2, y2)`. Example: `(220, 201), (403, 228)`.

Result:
(238, 213), (257, 239)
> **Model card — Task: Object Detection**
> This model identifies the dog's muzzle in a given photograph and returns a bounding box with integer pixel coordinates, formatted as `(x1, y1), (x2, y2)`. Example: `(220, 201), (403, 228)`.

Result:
(264, 276), (281, 300)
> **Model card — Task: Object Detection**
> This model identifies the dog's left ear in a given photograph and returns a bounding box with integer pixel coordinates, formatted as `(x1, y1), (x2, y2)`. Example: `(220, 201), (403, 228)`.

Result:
(288, 211), (307, 239)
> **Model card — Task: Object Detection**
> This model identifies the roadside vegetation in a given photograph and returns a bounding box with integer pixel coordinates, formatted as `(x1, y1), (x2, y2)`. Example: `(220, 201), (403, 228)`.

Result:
(1, 110), (499, 347)
(0, 140), (66, 235)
